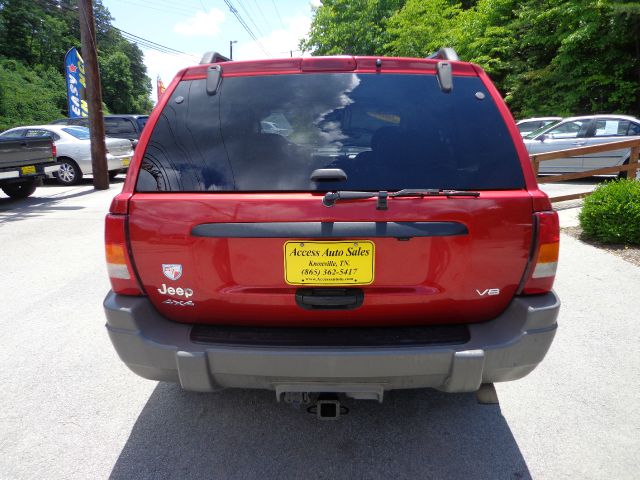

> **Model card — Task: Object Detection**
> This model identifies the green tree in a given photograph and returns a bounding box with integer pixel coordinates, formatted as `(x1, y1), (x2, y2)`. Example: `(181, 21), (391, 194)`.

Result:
(99, 49), (152, 113)
(301, 0), (640, 117)
(100, 51), (134, 114)
(0, 57), (66, 130)
(0, 0), (153, 125)
(113, 39), (153, 113)
(503, 1), (640, 117)
(301, 0), (405, 55)
(452, 0), (519, 82)
(384, 0), (461, 57)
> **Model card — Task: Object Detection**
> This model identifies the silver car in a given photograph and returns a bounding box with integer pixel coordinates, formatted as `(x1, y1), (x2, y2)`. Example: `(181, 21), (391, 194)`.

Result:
(516, 117), (561, 136)
(523, 114), (640, 176)
(0, 125), (133, 185)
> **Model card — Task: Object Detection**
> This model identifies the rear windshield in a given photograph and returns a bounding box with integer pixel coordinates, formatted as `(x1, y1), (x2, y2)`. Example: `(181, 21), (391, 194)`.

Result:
(137, 73), (524, 192)
(524, 120), (562, 139)
(62, 126), (90, 139)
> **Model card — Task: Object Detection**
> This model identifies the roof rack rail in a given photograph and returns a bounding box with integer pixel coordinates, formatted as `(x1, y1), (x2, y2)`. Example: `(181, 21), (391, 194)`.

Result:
(426, 48), (459, 61)
(200, 51), (231, 65)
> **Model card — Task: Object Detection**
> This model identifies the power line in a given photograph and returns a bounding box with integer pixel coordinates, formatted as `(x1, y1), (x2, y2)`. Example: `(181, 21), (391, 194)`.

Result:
(110, 0), (198, 17)
(155, 0), (203, 8)
(271, 0), (285, 29)
(115, 28), (198, 59)
(37, 0), (199, 60)
(120, 35), (199, 62)
(249, 0), (273, 34)
(235, 0), (266, 38)
(222, 0), (270, 57)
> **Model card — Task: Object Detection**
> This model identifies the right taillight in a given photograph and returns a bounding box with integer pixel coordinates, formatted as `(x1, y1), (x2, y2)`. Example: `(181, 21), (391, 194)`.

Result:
(522, 211), (560, 295)
(105, 213), (144, 296)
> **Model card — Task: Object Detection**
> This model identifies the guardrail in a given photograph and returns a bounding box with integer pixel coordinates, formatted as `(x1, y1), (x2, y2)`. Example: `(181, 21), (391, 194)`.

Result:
(530, 138), (640, 202)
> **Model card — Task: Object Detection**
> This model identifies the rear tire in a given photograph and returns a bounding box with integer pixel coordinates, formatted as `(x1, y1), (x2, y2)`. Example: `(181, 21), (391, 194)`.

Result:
(2, 179), (38, 199)
(56, 158), (82, 185)
(109, 170), (121, 181)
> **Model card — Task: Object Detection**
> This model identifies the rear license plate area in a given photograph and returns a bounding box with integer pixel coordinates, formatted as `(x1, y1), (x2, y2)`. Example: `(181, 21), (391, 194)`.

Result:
(284, 240), (375, 286)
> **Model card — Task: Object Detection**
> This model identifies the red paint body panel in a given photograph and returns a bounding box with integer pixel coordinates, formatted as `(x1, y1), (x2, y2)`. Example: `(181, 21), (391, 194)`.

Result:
(182, 56), (479, 79)
(128, 192), (534, 326)
(111, 55), (556, 328)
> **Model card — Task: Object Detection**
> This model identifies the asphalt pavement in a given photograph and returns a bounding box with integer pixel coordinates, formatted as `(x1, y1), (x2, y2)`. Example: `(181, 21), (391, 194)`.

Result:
(0, 179), (638, 479)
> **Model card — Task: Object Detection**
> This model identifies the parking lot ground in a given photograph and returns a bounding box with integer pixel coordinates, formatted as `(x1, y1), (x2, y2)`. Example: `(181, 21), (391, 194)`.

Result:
(1, 180), (639, 479)
(538, 177), (602, 200)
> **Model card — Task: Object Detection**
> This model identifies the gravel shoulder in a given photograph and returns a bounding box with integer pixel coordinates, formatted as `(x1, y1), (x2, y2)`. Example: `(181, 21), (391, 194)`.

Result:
(562, 225), (640, 267)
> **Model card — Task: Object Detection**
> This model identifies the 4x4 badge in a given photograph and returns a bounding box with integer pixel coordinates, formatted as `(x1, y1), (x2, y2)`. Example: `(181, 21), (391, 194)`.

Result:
(162, 264), (183, 281)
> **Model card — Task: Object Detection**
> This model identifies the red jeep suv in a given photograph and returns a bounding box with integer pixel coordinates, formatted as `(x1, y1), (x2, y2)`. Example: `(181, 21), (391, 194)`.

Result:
(104, 51), (560, 409)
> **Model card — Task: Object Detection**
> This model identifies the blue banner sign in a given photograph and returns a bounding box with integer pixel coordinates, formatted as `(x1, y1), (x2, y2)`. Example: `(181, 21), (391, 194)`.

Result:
(64, 48), (88, 118)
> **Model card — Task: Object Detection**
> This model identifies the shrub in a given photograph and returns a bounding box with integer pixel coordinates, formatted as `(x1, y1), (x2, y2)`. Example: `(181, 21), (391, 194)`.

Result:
(579, 179), (640, 245)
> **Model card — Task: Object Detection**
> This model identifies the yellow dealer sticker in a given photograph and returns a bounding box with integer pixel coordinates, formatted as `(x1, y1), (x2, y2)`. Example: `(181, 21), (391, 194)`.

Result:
(284, 241), (375, 286)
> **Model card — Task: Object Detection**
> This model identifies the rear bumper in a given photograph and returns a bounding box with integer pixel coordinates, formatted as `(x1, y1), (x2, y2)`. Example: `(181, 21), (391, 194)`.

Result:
(104, 291), (559, 398)
(106, 154), (131, 172)
(1, 162), (58, 182)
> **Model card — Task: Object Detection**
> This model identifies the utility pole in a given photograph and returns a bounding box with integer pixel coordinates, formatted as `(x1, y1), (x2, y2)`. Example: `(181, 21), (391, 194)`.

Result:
(79, 0), (109, 190)
(230, 40), (237, 60)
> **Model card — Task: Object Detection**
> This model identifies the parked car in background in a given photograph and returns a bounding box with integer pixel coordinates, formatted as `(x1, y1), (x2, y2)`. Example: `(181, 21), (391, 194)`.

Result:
(51, 114), (148, 148)
(0, 125), (133, 185)
(523, 114), (640, 176)
(0, 135), (57, 198)
(516, 117), (562, 136)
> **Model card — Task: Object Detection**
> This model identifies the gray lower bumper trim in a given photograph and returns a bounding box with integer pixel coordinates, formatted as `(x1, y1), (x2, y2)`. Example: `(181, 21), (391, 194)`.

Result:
(104, 291), (559, 395)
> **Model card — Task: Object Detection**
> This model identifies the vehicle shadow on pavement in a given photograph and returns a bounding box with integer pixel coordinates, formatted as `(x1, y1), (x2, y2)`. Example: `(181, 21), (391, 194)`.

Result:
(110, 384), (531, 480)
(0, 188), (95, 223)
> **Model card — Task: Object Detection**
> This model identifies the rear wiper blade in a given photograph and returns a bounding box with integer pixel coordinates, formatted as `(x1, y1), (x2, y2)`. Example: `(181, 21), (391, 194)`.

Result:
(322, 190), (380, 207)
(322, 189), (480, 208)
(390, 189), (480, 198)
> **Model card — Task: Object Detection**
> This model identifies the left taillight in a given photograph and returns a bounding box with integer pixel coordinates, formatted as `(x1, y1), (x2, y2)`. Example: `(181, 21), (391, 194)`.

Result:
(51, 141), (57, 159)
(521, 211), (560, 295)
(105, 199), (144, 296)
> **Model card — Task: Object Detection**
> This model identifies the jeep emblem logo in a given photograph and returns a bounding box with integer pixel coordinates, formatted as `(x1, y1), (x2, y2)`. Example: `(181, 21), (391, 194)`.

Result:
(162, 264), (182, 281)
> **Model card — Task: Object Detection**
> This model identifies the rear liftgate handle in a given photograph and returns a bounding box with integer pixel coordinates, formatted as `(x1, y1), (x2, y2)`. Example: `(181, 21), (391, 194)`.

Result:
(296, 288), (364, 310)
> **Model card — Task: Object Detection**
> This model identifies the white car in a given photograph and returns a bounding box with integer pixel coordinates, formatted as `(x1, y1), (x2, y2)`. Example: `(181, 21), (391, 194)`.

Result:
(523, 114), (640, 176)
(0, 125), (133, 185)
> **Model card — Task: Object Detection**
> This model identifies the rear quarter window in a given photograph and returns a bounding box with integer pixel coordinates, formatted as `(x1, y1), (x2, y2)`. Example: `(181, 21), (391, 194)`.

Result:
(62, 127), (90, 140)
(137, 73), (525, 192)
(104, 118), (137, 135)
(136, 116), (148, 131)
